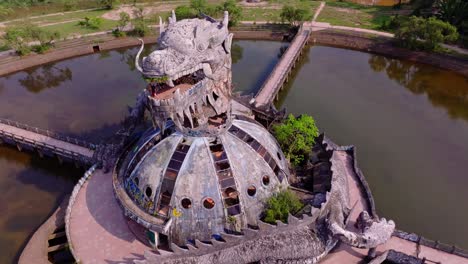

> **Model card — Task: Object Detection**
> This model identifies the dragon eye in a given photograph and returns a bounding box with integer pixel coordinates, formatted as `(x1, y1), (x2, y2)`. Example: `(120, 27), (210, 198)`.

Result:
(197, 43), (206, 51)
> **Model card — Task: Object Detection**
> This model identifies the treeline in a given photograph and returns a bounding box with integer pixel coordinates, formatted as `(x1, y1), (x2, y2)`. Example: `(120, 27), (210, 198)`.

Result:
(385, 0), (468, 50)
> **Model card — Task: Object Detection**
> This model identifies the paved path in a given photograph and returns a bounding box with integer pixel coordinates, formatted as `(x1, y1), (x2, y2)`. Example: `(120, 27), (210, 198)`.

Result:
(321, 150), (468, 264)
(69, 169), (148, 263)
(0, 122), (94, 158)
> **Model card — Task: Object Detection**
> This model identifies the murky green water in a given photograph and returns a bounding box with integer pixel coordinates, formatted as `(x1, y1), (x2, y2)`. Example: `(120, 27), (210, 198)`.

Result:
(277, 45), (468, 248)
(0, 40), (283, 263)
(1, 41), (468, 262)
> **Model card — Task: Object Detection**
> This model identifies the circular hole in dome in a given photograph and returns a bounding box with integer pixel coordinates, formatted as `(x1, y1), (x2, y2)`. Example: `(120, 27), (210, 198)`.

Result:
(262, 175), (270, 186)
(277, 152), (282, 160)
(134, 177), (139, 186)
(181, 198), (192, 209)
(247, 185), (257, 197)
(203, 198), (215, 209)
(145, 186), (153, 197)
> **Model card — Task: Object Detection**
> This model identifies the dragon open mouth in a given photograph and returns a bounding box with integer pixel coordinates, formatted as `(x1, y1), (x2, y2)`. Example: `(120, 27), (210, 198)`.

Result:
(148, 69), (206, 100)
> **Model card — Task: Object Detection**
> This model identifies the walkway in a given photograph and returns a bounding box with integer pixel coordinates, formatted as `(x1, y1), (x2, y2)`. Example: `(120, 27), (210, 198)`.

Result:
(321, 149), (468, 264)
(0, 119), (94, 164)
(68, 169), (148, 263)
(254, 26), (311, 107)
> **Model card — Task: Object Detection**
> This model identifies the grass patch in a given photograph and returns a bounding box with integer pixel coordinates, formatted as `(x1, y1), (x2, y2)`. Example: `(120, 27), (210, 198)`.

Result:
(241, 1), (320, 22)
(317, 1), (402, 30)
(41, 18), (118, 38)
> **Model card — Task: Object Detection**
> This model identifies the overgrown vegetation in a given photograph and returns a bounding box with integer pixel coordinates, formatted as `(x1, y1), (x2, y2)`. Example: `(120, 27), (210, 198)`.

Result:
(395, 16), (458, 50)
(263, 190), (303, 224)
(78, 16), (103, 29)
(273, 114), (319, 167)
(3, 24), (60, 55)
(129, 7), (149, 37)
(112, 11), (130, 37)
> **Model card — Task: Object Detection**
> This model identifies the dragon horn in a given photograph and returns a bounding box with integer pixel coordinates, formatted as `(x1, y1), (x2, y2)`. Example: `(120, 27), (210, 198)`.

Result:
(159, 16), (165, 34)
(172, 10), (176, 23)
(223, 11), (229, 28)
(135, 39), (145, 73)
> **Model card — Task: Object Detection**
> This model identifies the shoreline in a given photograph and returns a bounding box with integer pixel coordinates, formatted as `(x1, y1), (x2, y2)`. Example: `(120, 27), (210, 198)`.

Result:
(1, 28), (467, 78)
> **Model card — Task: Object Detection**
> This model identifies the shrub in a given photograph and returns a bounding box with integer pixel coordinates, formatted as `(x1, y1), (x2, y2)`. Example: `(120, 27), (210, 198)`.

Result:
(175, 5), (196, 20)
(3, 25), (60, 56)
(112, 28), (125, 37)
(78, 17), (103, 29)
(395, 16), (459, 50)
(131, 19), (149, 37)
(264, 190), (303, 224)
(118, 12), (130, 30)
(280, 5), (311, 26)
(3, 26), (31, 55)
(273, 114), (319, 167)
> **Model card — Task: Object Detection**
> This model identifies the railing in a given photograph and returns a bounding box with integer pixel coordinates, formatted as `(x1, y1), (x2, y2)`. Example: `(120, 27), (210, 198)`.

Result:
(255, 25), (311, 105)
(0, 128), (94, 165)
(65, 164), (98, 263)
(0, 118), (96, 150)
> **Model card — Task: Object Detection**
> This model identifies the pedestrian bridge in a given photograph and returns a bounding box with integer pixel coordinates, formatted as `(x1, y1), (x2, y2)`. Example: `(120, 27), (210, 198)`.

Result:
(254, 24), (311, 107)
(0, 118), (96, 166)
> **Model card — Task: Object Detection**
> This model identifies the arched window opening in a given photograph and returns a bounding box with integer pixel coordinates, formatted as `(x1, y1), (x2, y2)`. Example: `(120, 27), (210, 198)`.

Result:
(247, 186), (257, 197)
(203, 198), (215, 209)
(181, 198), (192, 209)
(145, 186), (153, 197)
(262, 175), (270, 186)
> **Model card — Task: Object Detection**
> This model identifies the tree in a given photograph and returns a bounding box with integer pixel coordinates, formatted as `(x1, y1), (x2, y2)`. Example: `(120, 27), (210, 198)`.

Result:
(219, 0), (242, 27)
(190, 0), (207, 15)
(273, 114), (319, 167)
(264, 190), (303, 224)
(435, 0), (468, 33)
(395, 16), (459, 50)
(118, 12), (130, 30)
(280, 5), (311, 26)
(130, 7), (149, 37)
(175, 5), (196, 20)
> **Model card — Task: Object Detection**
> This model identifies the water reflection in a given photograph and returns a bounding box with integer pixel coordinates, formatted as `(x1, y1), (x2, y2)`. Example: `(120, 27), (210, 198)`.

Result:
(18, 64), (72, 93)
(368, 55), (468, 121)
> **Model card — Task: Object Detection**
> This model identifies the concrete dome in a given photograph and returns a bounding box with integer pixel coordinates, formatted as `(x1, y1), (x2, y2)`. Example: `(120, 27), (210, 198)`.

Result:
(115, 118), (289, 246)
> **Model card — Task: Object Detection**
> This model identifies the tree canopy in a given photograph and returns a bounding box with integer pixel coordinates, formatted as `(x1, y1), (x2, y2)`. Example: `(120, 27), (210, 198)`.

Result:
(280, 5), (311, 26)
(273, 114), (319, 167)
(395, 16), (459, 50)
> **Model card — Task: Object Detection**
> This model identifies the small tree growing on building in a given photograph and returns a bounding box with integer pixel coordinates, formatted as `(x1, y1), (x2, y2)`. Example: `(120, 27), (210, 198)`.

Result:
(273, 114), (319, 167)
(264, 190), (303, 224)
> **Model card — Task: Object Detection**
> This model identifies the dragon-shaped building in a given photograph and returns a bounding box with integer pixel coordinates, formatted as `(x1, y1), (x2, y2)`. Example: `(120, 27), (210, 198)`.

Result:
(109, 11), (395, 263)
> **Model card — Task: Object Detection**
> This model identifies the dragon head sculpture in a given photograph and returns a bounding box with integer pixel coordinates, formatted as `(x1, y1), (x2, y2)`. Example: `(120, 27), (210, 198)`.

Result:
(135, 11), (233, 88)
